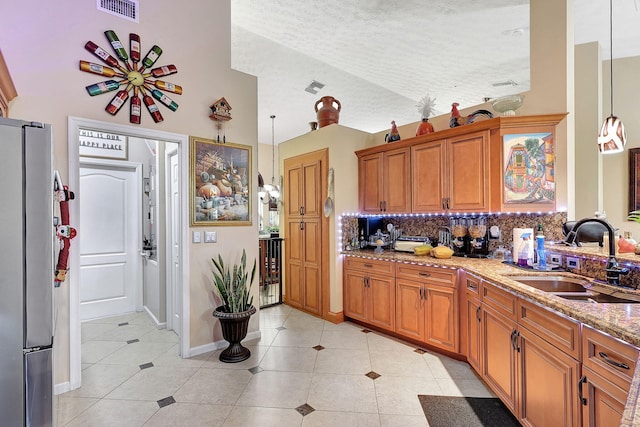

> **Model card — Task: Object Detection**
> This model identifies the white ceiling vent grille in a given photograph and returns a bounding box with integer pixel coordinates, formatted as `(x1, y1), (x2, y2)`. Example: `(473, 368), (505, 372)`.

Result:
(97, 0), (139, 23)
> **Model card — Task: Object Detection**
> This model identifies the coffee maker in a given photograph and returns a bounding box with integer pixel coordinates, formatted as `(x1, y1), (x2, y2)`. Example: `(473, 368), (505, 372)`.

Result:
(451, 216), (489, 257)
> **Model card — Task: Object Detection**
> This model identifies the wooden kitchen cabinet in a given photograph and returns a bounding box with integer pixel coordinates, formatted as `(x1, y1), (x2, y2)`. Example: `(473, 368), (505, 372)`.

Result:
(412, 130), (490, 213)
(284, 150), (328, 317)
(358, 146), (411, 214)
(517, 325), (581, 427)
(343, 257), (395, 331)
(482, 302), (518, 414)
(395, 264), (458, 352)
(580, 325), (640, 427)
(465, 274), (482, 372)
(479, 280), (584, 425)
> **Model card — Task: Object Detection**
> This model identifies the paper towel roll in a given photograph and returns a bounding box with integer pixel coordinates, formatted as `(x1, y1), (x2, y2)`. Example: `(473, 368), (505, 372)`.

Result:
(513, 228), (534, 264)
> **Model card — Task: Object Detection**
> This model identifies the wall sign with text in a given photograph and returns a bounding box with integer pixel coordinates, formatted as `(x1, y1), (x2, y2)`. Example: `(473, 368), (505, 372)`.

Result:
(78, 128), (128, 160)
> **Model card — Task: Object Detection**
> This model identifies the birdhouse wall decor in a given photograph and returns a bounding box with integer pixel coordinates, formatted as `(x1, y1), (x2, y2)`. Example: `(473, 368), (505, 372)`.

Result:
(209, 97), (232, 143)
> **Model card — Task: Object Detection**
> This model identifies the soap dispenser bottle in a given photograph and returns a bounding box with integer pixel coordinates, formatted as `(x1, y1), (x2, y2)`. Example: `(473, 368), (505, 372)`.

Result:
(535, 223), (547, 269)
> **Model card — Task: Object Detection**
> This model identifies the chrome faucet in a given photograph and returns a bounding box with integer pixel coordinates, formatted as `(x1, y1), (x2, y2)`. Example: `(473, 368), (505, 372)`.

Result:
(564, 217), (629, 286)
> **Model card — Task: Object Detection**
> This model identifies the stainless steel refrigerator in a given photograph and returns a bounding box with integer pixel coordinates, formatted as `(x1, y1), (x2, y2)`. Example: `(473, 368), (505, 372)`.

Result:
(0, 117), (54, 427)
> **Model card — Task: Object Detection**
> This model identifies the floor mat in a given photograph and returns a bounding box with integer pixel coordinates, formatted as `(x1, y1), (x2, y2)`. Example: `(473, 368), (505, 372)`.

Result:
(418, 395), (520, 427)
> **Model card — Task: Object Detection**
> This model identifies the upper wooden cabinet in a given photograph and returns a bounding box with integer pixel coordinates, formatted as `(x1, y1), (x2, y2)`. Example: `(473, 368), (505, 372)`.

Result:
(358, 146), (411, 214)
(0, 50), (18, 117)
(413, 130), (490, 213)
(356, 114), (567, 214)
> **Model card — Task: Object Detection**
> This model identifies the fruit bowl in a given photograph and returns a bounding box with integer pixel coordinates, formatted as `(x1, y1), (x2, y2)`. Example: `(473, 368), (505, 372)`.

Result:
(492, 94), (524, 116)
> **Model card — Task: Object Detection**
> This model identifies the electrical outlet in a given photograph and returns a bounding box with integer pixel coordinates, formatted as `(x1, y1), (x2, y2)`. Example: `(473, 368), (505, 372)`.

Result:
(548, 253), (562, 266)
(566, 256), (580, 269)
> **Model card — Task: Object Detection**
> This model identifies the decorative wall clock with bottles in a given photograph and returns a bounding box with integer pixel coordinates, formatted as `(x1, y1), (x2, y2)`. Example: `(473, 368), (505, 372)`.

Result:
(79, 30), (182, 124)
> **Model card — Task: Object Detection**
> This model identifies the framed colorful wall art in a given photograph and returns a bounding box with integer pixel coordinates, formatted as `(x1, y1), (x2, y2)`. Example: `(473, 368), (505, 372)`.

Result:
(190, 136), (251, 226)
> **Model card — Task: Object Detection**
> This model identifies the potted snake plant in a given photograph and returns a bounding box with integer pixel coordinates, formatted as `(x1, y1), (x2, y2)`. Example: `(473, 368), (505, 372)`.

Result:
(211, 249), (257, 362)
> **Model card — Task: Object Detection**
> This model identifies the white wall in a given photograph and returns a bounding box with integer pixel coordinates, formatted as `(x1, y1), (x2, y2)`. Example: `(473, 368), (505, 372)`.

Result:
(1, 0), (258, 386)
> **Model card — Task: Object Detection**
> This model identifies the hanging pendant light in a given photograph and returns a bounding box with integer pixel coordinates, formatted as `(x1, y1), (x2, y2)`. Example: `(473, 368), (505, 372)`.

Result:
(263, 114), (280, 198)
(598, 0), (627, 154)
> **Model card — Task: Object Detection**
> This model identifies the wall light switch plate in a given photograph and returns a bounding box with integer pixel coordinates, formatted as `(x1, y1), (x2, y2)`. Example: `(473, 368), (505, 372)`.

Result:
(566, 256), (580, 269)
(204, 231), (217, 243)
(192, 231), (201, 243)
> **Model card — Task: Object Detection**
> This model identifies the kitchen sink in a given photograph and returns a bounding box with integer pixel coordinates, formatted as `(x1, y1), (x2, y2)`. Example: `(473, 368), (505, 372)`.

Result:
(506, 276), (590, 293)
(505, 275), (640, 304)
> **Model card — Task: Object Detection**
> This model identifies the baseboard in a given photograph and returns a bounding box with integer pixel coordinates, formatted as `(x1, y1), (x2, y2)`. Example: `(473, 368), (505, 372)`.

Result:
(143, 306), (167, 329)
(189, 330), (262, 358)
(325, 311), (344, 324)
(54, 381), (71, 395)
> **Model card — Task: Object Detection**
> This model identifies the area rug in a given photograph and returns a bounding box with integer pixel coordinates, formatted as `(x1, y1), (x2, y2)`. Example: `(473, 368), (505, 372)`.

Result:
(418, 395), (520, 427)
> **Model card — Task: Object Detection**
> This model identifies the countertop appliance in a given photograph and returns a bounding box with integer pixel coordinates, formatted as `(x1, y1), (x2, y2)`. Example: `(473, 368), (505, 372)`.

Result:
(394, 236), (430, 252)
(0, 118), (54, 426)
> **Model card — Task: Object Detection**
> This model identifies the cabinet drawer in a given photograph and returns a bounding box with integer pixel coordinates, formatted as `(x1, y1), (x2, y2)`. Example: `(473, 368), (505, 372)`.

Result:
(582, 325), (639, 392)
(395, 263), (456, 287)
(518, 299), (580, 360)
(344, 257), (394, 276)
(481, 281), (517, 320)
(465, 273), (481, 297)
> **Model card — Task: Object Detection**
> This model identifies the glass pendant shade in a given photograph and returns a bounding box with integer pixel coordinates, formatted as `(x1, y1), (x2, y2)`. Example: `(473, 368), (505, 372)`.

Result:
(598, 115), (627, 154)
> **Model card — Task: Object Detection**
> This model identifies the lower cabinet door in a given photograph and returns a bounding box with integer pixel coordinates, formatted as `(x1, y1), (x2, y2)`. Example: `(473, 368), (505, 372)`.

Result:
(518, 327), (581, 427)
(581, 367), (628, 427)
(466, 296), (482, 372)
(425, 285), (458, 352)
(395, 279), (424, 341)
(482, 306), (518, 414)
(343, 270), (367, 323)
(368, 276), (395, 331)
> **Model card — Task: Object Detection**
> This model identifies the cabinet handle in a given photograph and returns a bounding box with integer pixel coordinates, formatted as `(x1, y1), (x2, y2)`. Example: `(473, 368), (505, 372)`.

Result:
(419, 272), (431, 278)
(441, 198), (446, 210)
(379, 201), (383, 212)
(423, 286), (428, 300)
(598, 351), (630, 370)
(467, 282), (478, 291)
(419, 287), (423, 299)
(300, 220), (305, 230)
(475, 306), (481, 322)
(578, 375), (587, 406)
(299, 206), (303, 215)
(363, 277), (368, 288)
(446, 197), (450, 210)
(363, 263), (373, 268)
(515, 331), (521, 352)
(510, 329), (517, 351)
(384, 201), (387, 211)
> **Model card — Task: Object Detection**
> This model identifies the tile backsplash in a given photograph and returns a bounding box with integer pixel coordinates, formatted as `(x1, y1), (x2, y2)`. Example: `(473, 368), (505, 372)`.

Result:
(341, 212), (568, 253)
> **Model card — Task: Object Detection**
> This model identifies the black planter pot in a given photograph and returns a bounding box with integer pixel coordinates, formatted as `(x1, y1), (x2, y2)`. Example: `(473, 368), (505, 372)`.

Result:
(212, 305), (256, 363)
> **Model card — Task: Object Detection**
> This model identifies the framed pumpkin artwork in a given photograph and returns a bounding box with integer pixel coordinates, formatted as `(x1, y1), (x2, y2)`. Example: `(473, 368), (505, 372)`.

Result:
(190, 136), (252, 226)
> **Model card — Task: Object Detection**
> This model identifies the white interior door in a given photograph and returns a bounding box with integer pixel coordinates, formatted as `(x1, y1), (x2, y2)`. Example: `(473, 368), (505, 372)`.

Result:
(79, 161), (142, 320)
(167, 149), (181, 336)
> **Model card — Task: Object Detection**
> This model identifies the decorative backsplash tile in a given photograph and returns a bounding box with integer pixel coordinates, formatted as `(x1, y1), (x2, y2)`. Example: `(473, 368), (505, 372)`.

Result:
(341, 212), (567, 253)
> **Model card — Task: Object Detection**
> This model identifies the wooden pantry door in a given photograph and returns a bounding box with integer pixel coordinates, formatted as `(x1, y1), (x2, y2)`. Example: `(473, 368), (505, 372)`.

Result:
(283, 149), (329, 318)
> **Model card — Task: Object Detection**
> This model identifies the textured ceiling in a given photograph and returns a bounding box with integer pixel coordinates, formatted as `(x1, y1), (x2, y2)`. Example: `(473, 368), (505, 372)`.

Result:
(231, 0), (640, 145)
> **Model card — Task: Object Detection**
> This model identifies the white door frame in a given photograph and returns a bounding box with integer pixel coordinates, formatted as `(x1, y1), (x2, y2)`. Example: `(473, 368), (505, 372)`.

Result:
(67, 116), (190, 392)
(165, 147), (179, 334)
(79, 158), (144, 318)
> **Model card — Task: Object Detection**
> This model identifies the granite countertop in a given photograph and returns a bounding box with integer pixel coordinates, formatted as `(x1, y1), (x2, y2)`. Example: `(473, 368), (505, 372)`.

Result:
(341, 249), (640, 426)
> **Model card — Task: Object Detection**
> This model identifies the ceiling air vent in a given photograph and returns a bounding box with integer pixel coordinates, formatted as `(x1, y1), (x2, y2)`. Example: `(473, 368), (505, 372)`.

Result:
(97, 0), (139, 23)
(491, 80), (518, 87)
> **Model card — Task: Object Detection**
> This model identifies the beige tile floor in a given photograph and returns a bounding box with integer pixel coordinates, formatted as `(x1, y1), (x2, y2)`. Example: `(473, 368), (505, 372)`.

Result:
(56, 305), (494, 426)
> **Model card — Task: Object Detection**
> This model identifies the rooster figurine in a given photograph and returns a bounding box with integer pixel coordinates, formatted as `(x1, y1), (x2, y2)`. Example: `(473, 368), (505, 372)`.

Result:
(385, 120), (401, 143)
(449, 102), (494, 128)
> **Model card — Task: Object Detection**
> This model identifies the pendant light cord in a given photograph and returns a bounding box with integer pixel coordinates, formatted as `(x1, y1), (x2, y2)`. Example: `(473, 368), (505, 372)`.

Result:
(609, 0), (614, 117)
(270, 114), (276, 186)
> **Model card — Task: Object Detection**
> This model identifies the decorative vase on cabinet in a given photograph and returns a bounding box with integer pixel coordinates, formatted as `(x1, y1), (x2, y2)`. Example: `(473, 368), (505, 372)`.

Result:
(314, 96), (341, 128)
